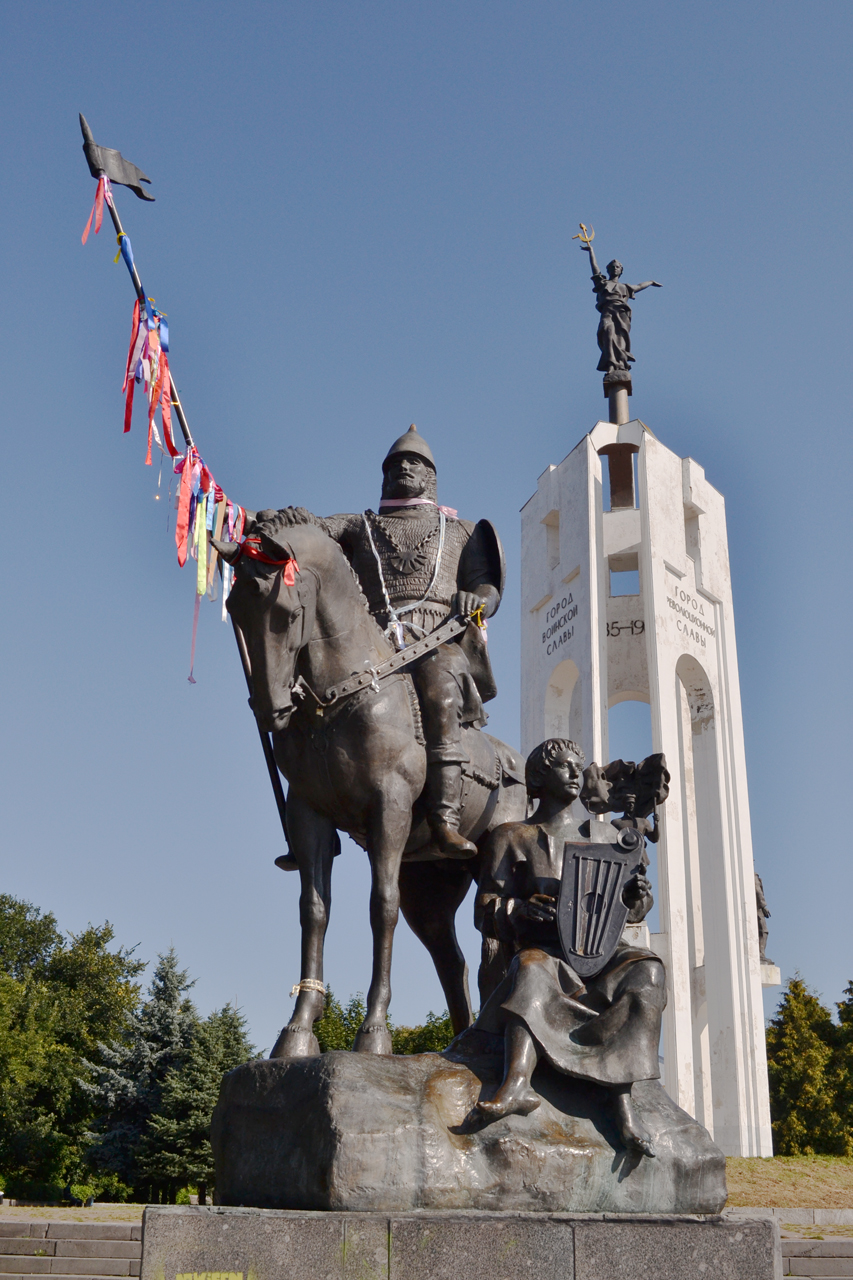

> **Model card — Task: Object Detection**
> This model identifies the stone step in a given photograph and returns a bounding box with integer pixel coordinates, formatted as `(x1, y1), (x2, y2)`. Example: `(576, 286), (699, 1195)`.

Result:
(784, 1266), (853, 1277)
(0, 1229), (139, 1243)
(1, 1275), (122, 1280)
(783, 1240), (853, 1277)
(0, 1245), (55, 1257)
(52, 1246), (140, 1261)
(0, 1245), (138, 1260)
(0, 1259), (138, 1276)
(47, 1231), (140, 1244)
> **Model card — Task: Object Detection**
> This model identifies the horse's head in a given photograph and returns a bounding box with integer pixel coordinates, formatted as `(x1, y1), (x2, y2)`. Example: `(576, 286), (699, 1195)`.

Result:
(214, 513), (317, 734)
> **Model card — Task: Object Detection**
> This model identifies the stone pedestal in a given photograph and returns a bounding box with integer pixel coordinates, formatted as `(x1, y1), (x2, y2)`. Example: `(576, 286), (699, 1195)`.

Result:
(211, 1052), (726, 1214)
(140, 1205), (781, 1280)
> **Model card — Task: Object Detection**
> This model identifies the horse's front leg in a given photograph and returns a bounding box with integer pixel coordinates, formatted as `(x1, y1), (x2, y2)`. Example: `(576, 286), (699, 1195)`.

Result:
(269, 796), (337, 1059)
(353, 788), (413, 1055)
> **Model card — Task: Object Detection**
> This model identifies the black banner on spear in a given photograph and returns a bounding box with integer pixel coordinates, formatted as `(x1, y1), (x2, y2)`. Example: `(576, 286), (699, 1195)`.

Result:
(78, 113), (291, 858)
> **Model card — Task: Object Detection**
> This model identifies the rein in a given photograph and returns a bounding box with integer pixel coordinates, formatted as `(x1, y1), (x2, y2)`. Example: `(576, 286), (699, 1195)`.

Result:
(292, 613), (469, 716)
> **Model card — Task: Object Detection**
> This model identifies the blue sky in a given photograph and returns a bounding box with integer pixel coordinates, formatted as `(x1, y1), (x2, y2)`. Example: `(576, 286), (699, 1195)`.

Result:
(1, 1), (850, 1046)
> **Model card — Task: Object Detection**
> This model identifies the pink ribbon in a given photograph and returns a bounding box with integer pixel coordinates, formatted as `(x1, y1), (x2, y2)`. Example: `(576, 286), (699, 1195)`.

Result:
(188, 591), (201, 683)
(81, 176), (112, 245)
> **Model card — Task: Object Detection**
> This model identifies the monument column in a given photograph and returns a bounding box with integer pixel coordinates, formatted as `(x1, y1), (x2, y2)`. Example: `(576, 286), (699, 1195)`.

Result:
(520, 230), (774, 1155)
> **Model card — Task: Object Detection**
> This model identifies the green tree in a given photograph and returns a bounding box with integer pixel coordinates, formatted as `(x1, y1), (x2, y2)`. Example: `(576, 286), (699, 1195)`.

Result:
(829, 980), (853, 1155)
(0, 897), (143, 1195)
(85, 949), (197, 1197)
(391, 1010), (455, 1055)
(140, 1006), (255, 1201)
(314, 989), (367, 1051)
(0, 895), (62, 979)
(0, 972), (69, 1189)
(766, 975), (845, 1155)
(312, 987), (454, 1055)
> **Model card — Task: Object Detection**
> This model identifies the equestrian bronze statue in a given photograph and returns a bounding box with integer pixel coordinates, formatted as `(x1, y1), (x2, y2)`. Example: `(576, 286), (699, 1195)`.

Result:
(213, 426), (525, 1057)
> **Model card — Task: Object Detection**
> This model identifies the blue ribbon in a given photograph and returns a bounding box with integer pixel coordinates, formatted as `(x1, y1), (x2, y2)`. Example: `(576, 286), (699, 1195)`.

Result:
(120, 233), (135, 276)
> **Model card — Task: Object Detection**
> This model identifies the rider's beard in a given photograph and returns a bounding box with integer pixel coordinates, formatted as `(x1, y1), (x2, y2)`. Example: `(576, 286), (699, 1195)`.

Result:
(381, 468), (437, 503)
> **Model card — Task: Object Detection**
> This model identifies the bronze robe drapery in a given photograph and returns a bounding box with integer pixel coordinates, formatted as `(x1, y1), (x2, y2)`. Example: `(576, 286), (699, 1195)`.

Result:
(469, 824), (666, 1087)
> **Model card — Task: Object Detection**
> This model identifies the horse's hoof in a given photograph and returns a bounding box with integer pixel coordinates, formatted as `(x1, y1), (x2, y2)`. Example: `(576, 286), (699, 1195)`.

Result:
(269, 1024), (321, 1059)
(353, 1023), (393, 1055)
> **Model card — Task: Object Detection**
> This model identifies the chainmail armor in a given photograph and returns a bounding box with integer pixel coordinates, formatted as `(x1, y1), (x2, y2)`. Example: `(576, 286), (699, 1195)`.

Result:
(322, 511), (477, 630)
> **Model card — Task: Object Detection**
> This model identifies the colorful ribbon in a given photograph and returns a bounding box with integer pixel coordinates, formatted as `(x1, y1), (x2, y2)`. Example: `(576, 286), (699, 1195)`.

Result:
(81, 176), (112, 245)
(122, 298), (179, 457)
(85, 182), (252, 684)
(238, 537), (299, 584)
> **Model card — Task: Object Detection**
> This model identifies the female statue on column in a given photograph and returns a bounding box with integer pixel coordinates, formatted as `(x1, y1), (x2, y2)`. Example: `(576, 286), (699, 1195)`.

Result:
(577, 230), (661, 374)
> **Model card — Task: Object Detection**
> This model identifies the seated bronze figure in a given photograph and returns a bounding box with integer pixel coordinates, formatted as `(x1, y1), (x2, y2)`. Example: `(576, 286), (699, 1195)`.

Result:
(464, 738), (668, 1157)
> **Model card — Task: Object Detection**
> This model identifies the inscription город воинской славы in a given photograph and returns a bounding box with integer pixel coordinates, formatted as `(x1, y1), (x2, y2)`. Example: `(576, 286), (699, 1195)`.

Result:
(541, 592), (579, 655)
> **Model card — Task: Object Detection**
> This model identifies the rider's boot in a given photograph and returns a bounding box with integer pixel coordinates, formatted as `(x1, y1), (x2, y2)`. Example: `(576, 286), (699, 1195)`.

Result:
(426, 762), (478, 858)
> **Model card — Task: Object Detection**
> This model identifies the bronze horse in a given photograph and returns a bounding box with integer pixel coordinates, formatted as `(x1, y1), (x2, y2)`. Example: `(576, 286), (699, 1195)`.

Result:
(215, 511), (525, 1057)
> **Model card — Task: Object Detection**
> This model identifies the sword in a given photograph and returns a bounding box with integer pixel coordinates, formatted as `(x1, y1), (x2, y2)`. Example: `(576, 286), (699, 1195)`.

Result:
(77, 114), (291, 855)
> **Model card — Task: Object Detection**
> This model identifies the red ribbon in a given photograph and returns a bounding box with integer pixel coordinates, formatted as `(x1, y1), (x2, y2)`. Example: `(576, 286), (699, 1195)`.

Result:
(175, 449), (196, 567)
(122, 300), (140, 394)
(124, 377), (135, 435)
(122, 300), (141, 433)
(239, 537), (299, 585)
(159, 356), (180, 457)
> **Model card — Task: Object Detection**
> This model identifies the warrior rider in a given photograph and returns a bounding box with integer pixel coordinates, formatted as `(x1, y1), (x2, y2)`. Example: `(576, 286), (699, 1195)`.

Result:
(318, 425), (505, 858)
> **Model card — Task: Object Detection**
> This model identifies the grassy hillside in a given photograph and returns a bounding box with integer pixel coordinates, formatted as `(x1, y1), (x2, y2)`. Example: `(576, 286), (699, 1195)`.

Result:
(726, 1156), (853, 1207)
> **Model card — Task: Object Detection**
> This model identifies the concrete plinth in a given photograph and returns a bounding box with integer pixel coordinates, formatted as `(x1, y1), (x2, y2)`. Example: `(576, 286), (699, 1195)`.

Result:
(140, 1206), (781, 1280)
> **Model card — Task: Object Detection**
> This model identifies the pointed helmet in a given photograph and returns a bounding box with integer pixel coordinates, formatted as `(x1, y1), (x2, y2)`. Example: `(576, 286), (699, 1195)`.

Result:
(382, 424), (436, 472)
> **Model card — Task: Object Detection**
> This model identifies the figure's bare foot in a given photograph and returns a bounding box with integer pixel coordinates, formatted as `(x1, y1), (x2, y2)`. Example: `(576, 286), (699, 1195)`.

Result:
(353, 1022), (393, 1055)
(269, 1024), (320, 1059)
(476, 1081), (541, 1119)
(614, 1087), (655, 1157)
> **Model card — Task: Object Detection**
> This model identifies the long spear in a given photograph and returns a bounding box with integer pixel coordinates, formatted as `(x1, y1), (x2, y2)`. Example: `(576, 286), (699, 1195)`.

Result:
(78, 113), (292, 858)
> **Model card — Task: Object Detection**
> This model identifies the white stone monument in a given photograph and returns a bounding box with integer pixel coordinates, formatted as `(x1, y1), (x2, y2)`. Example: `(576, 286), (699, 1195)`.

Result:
(520, 415), (775, 1156)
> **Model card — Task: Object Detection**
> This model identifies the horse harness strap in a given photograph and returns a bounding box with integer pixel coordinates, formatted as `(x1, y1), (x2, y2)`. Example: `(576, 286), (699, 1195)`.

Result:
(293, 614), (468, 713)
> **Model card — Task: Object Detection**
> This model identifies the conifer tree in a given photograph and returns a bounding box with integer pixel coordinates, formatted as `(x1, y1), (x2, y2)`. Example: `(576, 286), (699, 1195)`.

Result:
(766, 975), (845, 1154)
(830, 980), (853, 1155)
(140, 1006), (254, 1201)
(85, 948), (197, 1195)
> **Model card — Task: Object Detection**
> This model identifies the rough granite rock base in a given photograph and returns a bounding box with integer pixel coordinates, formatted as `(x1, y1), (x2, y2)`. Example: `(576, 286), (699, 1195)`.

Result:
(211, 1051), (726, 1214)
(140, 1206), (782, 1280)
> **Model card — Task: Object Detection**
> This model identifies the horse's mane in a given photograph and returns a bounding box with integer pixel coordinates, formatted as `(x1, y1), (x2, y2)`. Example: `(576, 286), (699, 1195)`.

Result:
(254, 507), (372, 618)
(258, 505), (324, 530)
